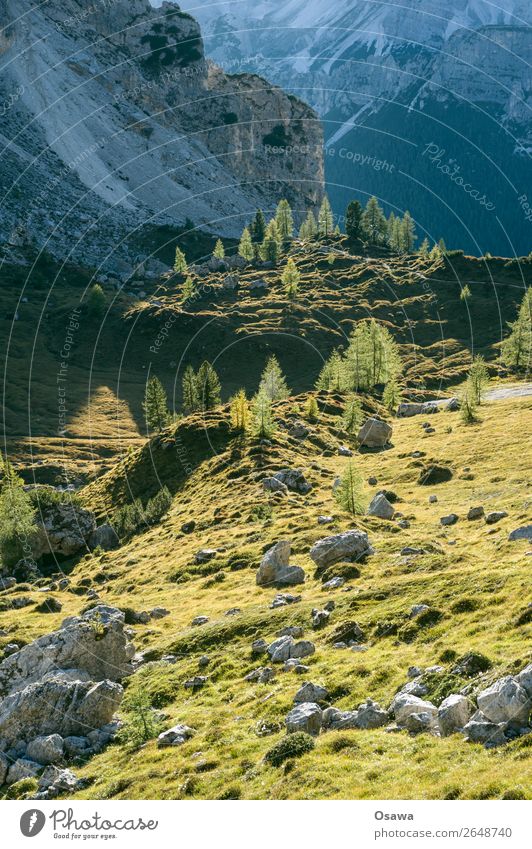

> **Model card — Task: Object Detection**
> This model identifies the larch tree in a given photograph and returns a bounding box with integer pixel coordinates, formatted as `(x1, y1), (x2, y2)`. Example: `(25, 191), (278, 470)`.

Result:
(174, 246), (188, 274)
(251, 209), (266, 243)
(259, 355), (289, 401)
(501, 287), (531, 370)
(238, 227), (254, 262)
(182, 365), (200, 413)
(318, 196), (334, 237)
(282, 258), (300, 300)
(143, 376), (171, 433)
(230, 389), (250, 432)
(468, 355), (489, 404)
(334, 462), (365, 515)
(252, 389), (276, 438)
(213, 239), (225, 259)
(342, 395), (364, 437)
(299, 210), (318, 240)
(361, 196), (387, 244)
(196, 361), (222, 411)
(275, 199), (294, 242)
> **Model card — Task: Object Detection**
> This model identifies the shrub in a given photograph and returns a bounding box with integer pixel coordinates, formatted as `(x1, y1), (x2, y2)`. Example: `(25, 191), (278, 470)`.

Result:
(264, 732), (315, 767)
(118, 689), (163, 747)
(5, 778), (39, 799)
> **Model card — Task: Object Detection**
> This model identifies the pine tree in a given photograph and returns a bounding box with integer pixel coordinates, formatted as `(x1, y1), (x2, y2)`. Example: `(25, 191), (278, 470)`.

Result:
(174, 246), (187, 274)
(181, 276), (196, 302)
(230, 388), (250, 431)
(196, 361), (221, 410)
(275, 199), (294, 242)
(0, 461), (37, 567)
(87, 283), (106, 318)
(305, 395), (319, 422)
(401, 211), (416, 252)
(342, 395), (363, 436)
(143, 376), (171, 433)
(213, 239), (225, 259)
(468, 355), (489, 404)
(318, 196), (334, 238)
(260, 219), (282, 264)
(282, 258), (300, 300)
(361, 196), (387, 244)
(299, 210), (318, 241)
(238, 227), (254, 262)
(182, 365), (200, 413)
(501, 287), (532, 370)
(252, 389), (276, 438)
(383, 377), (402, 412)
(315, 349), (345, 391)
(259, 355), (289, 401)
(251, 209), (266, 243)
(334, 462), (365, 515)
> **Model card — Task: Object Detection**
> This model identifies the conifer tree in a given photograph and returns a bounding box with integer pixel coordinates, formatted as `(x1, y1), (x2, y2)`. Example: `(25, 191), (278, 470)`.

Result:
(251, 209), (266, 243)
(334, 462), (365, 515)
(318, 196), (334, 238)
(282, 258), (300, 300)
(430, 242), (442, 260)
(461, 386), (479, 424)
(260, 220), (282, 264)
(342, 395), (364, 436)
(181, 276), (196, 302)
(501, 287), (531, 370)
(345, 200), (363, 241)
(196, 361), (221, 411)
(143, 376), (171, 433)
(438, 238), (447, 254)
(230, 389), (250, 431)
(182, 365), (200, 413)
(299, 210), (318, 240)
(259, 355), (289, 401)
(402, 211), (416, 252)
(238, 227), (254, 262)
(174, 246), (188, 274)
(275, 199), (294, 242)
(0, 459), (37, 567)
(305, 395), (319, 422)
(315, 349), (345, 392)
(383, 377), (402, 412)
(252, 389), (276, 438)
(460, 284), (472, 302)
(468, 355), (489, 404)
(419, 237), (430, 256)
(87, 283), (106, 319)
(387, 212), (397, 250)
(361, 196), (387, 244)
(213, 239), (225, 259)
(344, 320), (402, 391)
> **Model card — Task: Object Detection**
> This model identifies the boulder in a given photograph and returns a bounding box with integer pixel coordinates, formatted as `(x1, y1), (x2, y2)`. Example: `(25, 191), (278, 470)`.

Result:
(157, 725), (195, 748)
(311, 608), (330, 629)
(367, 493), (394, 520)
(291, 640), (316, 660)
(355, 699), (388, 729)
(183, 676), (207, 690)
(244, 667), (275, 684)
(397, 402), (425, 418)
(285, 702), (323, 736)
(477, 676), (530, 725)
(191, 616), (209, 626)
(516, 664), (532, 697)
(256, 540), (306, 587)
(462, 713), (507, 747)
(0, 679), (123, 747)
(267, 636), (315, 663)
(262, 477), (288, 495)
(272, 468), (312, 494)
(289, 421), (309, 440)
(294, 682), (328, 703)
(251, 639), (268, 655)
(508, 525), (532, 542)
(485, 511), (508, 525)
(194, 549), (218, 563)
(26, 734), (64, 765)
(467, 506), (485, 521)
(392, 694), (438, 727)
(31, 501), (96, 559)
(438, 694), (473, 736)
(338, 445), (353, 457)
(358, 418), (392, 448)
(0, 605), (133, 698)
(37, 766), (78, 796)
(6, 758), (42, 785)
(88, 524), (119, 551)
(63, 736), (90, 758)
(0, 752), (9, 784)
(440, 514), (459, 526)
(317, 515), (334, 524)
(322, 577), (345, 589)
(309, 530), (373, 571)
(322, 707), (359, 730)
(404, 712), (436, 734)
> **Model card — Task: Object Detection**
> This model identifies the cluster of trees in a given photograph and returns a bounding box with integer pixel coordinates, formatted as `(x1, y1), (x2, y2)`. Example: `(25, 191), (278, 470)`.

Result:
(316, 320), (402, 397)
(112, 486), (173, 540)
(501, 287), (531, 371)
(346, 197), (446, 257)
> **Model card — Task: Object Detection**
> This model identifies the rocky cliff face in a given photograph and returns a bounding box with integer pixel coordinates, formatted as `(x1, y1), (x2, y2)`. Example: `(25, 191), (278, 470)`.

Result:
(182, 0), (532, 255)
(0, 0), (323, 272)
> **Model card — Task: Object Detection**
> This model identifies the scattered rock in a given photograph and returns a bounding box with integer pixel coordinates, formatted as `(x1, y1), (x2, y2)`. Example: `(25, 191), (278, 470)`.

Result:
(88, 524), (119, 551)
(440, 514), (459, 526)
(251, 639), (268, 655)
(191, 616), (209, 626)
(181, 521), (196, 534)
(26, 734), (64, 765)
(338, 445), (353, 456)
(31, 502), (96, 560)
(508, 525), (532, 542)
(150, 607), (170, 620)
(256, 541), (305, 587)
(194, 549), (218, 564)
(485, 511), (508, 525)
(225, 607), (241, 616)
(183, 676), (207, 690)
(417, 464), (453, 486)
(322, 707), (359, 730)
(289, 421), (309, 440)
(462, 713), (507, 747)
(157, 725), (195, 748)
(367, 493), (395, 520)
(309, 530), (373, 571)
(317, 515), (334, 525)
(428, 495), (438, 503)
(355, 699), (388, 729)
(368, 476), (378, 486)
(272, 468), (312, 494)
(37, 766), (79, 797)
(410, 604), (430, 618)
(244, 667), (275, 684)
(270, 592), (301, 608)
(286, 702), (323, 736)
(311, 608), (330, 629)
(438, 694), (473, 736)
(262, 477), (288, 495)
(392, 694), (438, 728)
(294, 682), (328, 703)
(477, 677), (530, 725)
(467, 506), (485, 521)
(322, 576), (345, 589)
(7, 758), (42, 785)
(358, 418), (392, 449)
(277, 626), (304, 638)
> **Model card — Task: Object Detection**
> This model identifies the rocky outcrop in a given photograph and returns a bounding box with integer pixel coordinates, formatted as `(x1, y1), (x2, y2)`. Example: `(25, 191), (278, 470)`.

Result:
(0, 0), (323, 272)
(256, 541), (306, 587)
(0, 606), (133, 786)
(358, 418), (392, 449)
(31, 501), (96, 560)
(309, 530), (374, 571)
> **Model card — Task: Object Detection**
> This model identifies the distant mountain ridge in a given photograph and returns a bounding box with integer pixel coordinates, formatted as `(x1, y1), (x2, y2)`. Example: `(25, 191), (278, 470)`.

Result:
(179, 0), (532, 255)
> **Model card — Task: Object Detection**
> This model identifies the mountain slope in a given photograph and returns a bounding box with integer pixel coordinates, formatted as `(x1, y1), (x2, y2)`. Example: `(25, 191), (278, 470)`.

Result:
(181, 0), (532, 255)
(0, 0), (323, 273)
